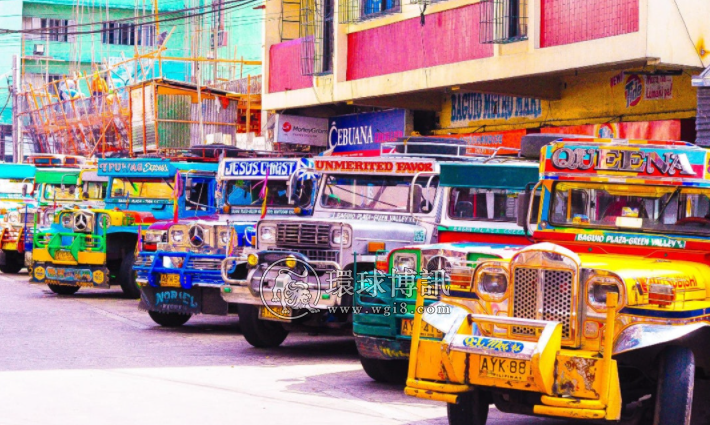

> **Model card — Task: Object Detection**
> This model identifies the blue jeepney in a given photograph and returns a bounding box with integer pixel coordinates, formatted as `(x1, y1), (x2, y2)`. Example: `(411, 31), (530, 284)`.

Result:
(134, 157), (317, 327)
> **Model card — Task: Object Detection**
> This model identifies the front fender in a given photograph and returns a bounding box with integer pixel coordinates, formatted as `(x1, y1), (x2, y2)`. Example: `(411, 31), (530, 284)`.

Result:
(613, 322), (709, 355)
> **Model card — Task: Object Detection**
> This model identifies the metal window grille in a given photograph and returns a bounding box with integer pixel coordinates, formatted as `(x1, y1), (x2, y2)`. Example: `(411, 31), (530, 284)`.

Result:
(480, 0), (528, 44)
(340, 0), (401, 23)
(300, 0), (334, 76)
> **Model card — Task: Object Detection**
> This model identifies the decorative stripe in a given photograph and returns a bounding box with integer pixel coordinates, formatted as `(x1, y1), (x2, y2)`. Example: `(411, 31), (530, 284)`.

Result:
(620, 306), (710, 319)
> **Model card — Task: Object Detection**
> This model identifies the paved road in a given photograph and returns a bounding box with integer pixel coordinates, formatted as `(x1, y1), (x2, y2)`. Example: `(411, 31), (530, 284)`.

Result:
(0, 272), (578, 425)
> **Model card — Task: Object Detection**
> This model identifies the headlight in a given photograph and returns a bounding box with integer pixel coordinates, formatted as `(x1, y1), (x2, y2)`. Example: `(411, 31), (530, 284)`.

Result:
(98, 214), (110, 229)
(169, 227), (186, 244)
(479, 270), (508, 294)
(145, 230), (166, 244)
(218, 227), (231, 246)
(61, 213), (72, 228)
(259, 224), (276, 243)
(44, 211), (55, 226)
(7, 211), (19, 223)
(392, 252), (418, 273)
(331, 227), (352, 248)
(587, 276), (623, 311)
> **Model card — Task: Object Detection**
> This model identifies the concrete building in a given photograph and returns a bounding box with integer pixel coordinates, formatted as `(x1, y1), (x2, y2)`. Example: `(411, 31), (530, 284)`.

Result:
(263, 0), (710, 154)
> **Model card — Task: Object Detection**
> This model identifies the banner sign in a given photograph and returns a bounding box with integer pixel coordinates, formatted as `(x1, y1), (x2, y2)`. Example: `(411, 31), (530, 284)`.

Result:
(441, 129), (527, 155)
(314, 158), (437, 175)
(275, 114), (328, 146)
(541, 120), (681, 141)
(450, 93), (542, 124)
(645, 76), (674, 101)
(542, 141), (707, 181)
(328, 109), (406, 156)
(98, 160), (175, 177)
(221, 159), (299, 179)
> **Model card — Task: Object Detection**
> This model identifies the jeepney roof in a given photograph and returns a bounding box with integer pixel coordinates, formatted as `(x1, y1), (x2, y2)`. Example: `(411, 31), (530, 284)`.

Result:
(97, 159), (218, 178)
(540, 137), (710, 187)
(78, 169), (108, 183)
(440, 161), (539, 189)
(313, 157), (440, 175)
(218, 157), (312, 181)
(35, 168), (81, 185)
(0, 163), (35, 179)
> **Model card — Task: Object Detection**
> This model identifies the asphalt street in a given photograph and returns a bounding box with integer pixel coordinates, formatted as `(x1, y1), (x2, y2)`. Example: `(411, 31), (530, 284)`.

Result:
(0, 272), (579, 425)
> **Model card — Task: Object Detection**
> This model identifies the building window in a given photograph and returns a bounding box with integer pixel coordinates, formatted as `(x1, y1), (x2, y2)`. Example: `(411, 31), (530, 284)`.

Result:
(23, 18), (75, 42)
(300, 0), (334, 75)
(362, 0), (400, 18)
(102, 23), (155, 46)
(480, 0), (528, 44)
(339, 0), (400, 23)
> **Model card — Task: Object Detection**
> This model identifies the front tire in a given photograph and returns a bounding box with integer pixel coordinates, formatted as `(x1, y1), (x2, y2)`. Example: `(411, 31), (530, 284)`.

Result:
(654, 346), (694, 425)
(148, 311), (191, 327)
(48, 284), (80, 295)
(447, 390), (490, 425)
(359, 356), (408, 384)
(118, 251), (140, 298)
(0, 252), (24, 274)
(237, 304), (288, 348)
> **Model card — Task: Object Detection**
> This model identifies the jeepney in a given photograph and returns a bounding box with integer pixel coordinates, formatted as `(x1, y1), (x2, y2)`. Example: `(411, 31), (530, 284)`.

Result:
(30, 158), (219, 297)
(219, 154), (448, 348)
(354, 159), (540, 383)
(134, 157), (317, 327)
(405, 138), (710, 425)
(0, 163), (36, 273)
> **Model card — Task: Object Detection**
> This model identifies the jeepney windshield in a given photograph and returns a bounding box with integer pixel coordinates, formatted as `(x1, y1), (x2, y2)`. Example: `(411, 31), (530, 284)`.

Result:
(83, 181), (106, 200)
(0, 179), (32, 197)
(550, 182), (710, 235)
(43, 184), (78, 201)
(449, 188), (520, 221)
(225, 180), (296, 207)
(110, 177), (173, 199)
(320, 174), (439, 213)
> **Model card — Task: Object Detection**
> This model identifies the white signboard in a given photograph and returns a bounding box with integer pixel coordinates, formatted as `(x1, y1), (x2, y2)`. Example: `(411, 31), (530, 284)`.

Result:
(275, 114), (328, 146)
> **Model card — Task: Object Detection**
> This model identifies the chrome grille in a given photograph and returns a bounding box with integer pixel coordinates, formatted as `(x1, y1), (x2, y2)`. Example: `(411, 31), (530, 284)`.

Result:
(512, 267), (574, 339)
(187, 257), (222, 270)
(276, 223), (330, 247)
(288, 248), (339, 263)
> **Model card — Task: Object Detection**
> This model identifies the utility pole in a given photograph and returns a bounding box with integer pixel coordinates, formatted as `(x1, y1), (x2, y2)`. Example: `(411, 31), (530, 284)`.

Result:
(196, 61), (204, 145)
(11, 55), (20, 163)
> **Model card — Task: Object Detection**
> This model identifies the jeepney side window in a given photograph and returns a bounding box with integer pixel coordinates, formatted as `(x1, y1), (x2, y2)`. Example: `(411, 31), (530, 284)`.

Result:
(295, 178), (314, 207)
(413, 175), (439, 214)
(84, 182), (106, 200)
(449, 188), (517, 221)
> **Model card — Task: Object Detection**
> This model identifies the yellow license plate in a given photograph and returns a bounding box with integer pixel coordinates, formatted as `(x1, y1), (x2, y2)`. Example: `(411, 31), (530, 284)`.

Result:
(259, 306), (292, 321)
(55, 250), (75, 261)
(159, 273), (181, 287)
(401, 319), (444, 339)
(478, 356), (531, 381)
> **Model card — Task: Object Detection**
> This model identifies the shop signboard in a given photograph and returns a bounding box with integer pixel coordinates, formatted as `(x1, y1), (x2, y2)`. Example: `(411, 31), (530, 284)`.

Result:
(328, 109), (406, 156)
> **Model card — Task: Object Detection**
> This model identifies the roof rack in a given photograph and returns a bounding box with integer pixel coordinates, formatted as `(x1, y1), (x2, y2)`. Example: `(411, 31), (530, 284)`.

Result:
(380, 137), (521, 161)
(26, 154), (87, 168)
(135, 145), (310, 162)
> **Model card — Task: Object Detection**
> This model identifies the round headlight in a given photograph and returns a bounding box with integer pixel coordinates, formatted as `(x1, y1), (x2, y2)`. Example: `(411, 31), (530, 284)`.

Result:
(45, 212), (55, 225)
(220, 231), (230, 244)
(61, 213), (72, 228)
(479, 272), (508, 295)
(260, 226), (274, 241)
(98, 215), (110, 229)
(171, 229), (184, 243)
(8, 211), (19, 223)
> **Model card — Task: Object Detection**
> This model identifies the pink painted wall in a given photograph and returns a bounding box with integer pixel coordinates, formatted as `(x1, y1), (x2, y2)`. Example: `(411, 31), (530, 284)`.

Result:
(541, 0), (639, 47)
(269, 38), (312, 93)
(347, 4), (493, 81)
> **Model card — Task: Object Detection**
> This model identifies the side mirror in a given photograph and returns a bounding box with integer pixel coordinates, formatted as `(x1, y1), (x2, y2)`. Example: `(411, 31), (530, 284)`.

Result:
(516, 191), (531, 228)
(21, 185), (27, 197)
(115, 188), (123, 196)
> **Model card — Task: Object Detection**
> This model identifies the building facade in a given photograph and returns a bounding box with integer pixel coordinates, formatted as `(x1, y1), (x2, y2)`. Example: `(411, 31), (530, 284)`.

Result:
(263, 0), (710, 154)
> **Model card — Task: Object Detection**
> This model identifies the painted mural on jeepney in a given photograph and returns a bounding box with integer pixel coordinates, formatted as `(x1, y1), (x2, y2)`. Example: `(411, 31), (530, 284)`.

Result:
(33, 265), (108, 287)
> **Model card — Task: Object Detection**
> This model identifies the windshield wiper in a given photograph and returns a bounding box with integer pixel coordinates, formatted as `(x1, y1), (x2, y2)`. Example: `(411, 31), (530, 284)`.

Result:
(657, 186), (681, 221)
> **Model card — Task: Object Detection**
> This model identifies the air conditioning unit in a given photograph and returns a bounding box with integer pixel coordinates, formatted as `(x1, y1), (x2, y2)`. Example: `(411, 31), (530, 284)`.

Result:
(33, 44), (45, 55)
